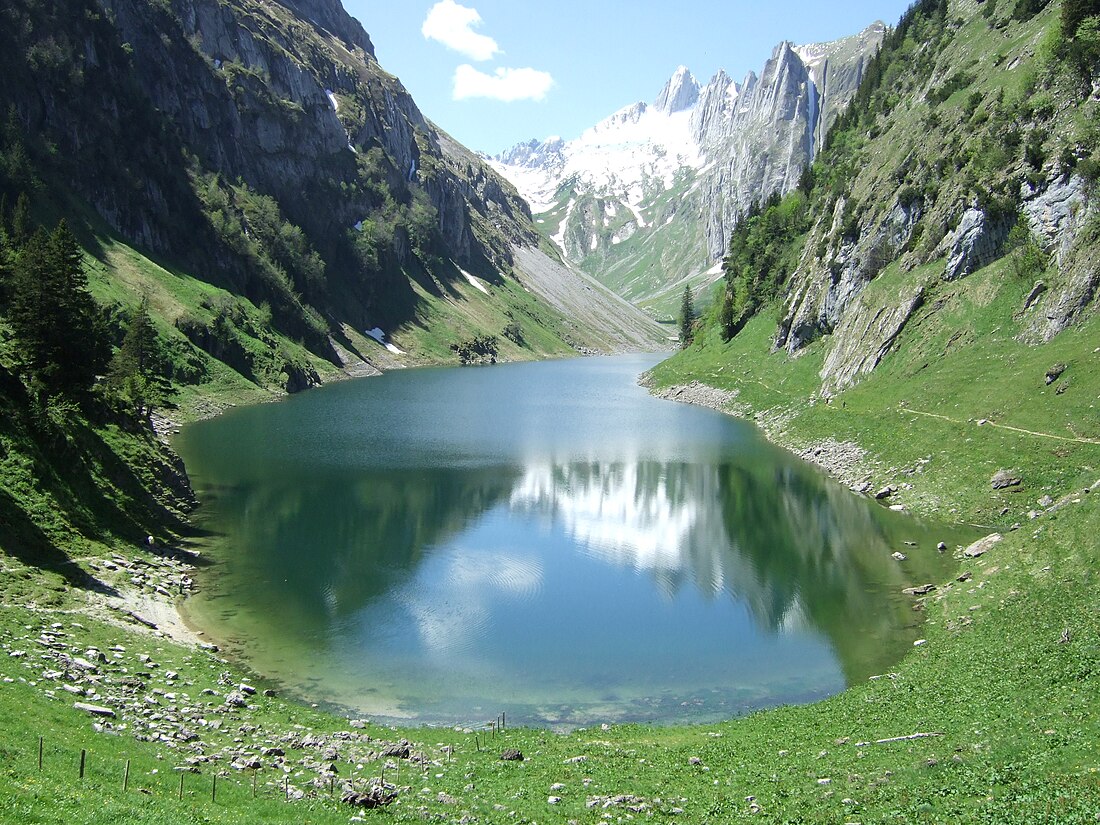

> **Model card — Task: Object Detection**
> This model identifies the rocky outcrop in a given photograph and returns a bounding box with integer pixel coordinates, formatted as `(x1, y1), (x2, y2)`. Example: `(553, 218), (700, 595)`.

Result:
(1022, 173), (1088, 267)
(778, 196), (924, 355)
(943, 207), (1012, 281)
(820, 287), (925, 392)
(1018, 173), (1098, 342)
(1023, 233), (1100, 342)
(654, 66), (700, 113)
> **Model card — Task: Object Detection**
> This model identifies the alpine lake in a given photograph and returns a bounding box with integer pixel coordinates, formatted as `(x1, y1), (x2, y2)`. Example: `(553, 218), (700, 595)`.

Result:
(175, 353), (978, 730)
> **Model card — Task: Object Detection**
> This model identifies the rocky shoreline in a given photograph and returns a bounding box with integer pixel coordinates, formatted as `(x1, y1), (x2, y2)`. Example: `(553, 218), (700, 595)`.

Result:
(86, 545), (207, 649)
(645, 378), (876, 496)
(1, 606), (438, 805)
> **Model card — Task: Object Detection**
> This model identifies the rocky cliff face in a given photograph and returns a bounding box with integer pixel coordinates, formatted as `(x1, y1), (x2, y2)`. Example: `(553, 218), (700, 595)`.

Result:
(696, 26), (884, 261)
(489, 24), (884, 315)
(0, 0), (663, 369)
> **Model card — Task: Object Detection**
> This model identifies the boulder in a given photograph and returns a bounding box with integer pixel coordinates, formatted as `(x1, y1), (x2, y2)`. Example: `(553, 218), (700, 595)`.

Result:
(991, 469), (1022, 490)
(962, 533), (1003, 558)
(381, 741), (410, 759)
(342, 786), (396, 808)
(1045, 364), (1067, 385)
(74, 702), (116, 718)
(225, 690), (248, 708)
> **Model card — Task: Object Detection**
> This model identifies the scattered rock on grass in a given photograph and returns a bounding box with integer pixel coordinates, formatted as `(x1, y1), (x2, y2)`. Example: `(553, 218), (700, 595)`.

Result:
(1045, 364), (1066, 385)
(342, 786), (396, 808)
(991, 469), (1022, 490)
(962, 534), (1003, 558)
(74, 702), (116, 718)
(903, 584), (936, 596)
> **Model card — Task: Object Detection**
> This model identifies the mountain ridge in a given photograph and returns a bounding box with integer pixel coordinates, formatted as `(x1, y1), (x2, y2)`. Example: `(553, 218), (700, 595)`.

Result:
(488, 22), (885, 316)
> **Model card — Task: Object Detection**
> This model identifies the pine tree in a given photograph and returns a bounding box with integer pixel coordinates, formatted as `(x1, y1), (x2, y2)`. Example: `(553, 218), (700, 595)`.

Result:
(719, 289), (735, 342)
(8, 222), (106, 397)
(109, 296), (161, 418)
(8, 228), (54, 385)
(0, 219), (9, 301)
(0, 192), (9, 243)
(679, 284), (695, 348)
(1062, 0), (1099, 36)
(11, 192), (30, 246)
(48, 221), (107, 393)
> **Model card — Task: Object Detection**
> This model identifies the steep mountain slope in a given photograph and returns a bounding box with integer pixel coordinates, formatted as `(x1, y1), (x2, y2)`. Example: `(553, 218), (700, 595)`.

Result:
(490, 24), (884, 317)
(654, 0), (1099, 509)
(0, 0), (663, 397)
(763, 0), (1099, 393)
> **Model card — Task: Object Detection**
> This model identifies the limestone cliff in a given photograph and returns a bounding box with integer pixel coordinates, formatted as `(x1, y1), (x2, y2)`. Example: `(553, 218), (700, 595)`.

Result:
(710, 0), (1100, 397)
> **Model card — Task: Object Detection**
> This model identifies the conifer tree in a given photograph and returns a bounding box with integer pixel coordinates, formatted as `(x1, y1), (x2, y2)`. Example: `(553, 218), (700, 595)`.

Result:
(8, 221), (106, 397)
(10, 192), (30, 247)
(109, 296), (162, 418)
(679, 284), (695, 348)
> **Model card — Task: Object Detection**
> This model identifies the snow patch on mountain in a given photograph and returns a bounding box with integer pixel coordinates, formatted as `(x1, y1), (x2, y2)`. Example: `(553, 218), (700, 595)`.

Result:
(552, 197), (577, 250)
(490, 97), (703, 213)
(460, 267), (490, 295)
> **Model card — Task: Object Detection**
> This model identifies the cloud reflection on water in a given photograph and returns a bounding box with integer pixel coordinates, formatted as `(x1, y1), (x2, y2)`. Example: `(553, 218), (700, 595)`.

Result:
(400, 551), (542, 656)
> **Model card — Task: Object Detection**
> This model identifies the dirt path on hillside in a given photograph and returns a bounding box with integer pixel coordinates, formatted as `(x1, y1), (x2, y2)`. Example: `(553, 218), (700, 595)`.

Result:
(903, 408), (1100, 445)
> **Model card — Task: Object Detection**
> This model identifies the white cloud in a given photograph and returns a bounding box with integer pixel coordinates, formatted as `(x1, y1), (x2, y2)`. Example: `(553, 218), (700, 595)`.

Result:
(453, 64), (554, 102)
(421, 0), (500, 62)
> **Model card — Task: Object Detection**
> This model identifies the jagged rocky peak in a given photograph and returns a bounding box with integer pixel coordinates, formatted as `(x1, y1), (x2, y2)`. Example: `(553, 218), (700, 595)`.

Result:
(494, 136), (565, 169)
(590, 101), (650, 135)
(653, 66), (700, 113)
(690, 68), (740, 139)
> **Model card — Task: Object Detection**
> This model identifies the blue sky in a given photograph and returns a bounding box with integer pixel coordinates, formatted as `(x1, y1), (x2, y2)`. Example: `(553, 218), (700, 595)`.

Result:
(343, 0), (916, 156)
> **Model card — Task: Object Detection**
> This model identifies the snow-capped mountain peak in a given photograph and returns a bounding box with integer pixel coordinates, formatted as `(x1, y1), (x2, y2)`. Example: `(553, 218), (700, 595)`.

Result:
(489, 66), (706, 212)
